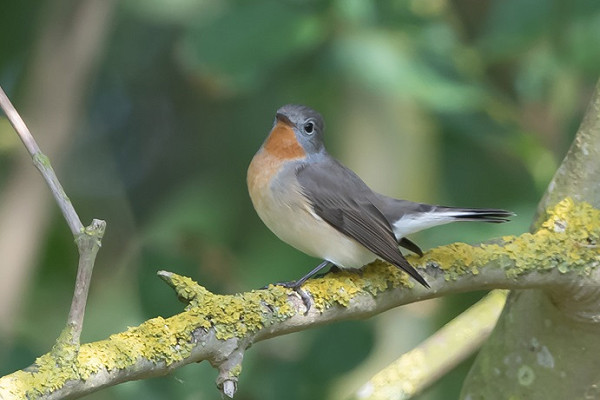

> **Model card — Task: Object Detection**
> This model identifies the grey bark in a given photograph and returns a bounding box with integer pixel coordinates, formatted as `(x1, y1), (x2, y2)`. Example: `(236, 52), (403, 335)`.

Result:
(461, 79), (600, 400)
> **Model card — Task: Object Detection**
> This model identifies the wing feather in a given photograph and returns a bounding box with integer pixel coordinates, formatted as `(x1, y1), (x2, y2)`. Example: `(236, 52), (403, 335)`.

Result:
(296, 159), (429, 288)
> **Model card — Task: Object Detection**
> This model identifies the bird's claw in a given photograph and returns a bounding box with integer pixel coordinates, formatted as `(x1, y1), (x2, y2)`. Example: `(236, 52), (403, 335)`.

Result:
(261, 280), (312, 314)
(293, 287), (312, 314)
(275, 280), (300, 289)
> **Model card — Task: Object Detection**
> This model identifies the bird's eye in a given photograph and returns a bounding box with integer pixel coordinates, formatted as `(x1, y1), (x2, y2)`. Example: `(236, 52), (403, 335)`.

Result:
(303, 122), (314, 135)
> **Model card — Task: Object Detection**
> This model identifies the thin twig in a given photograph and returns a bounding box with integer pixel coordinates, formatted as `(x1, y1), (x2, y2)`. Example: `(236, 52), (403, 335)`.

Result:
(0, 85), (104, 345)
(67, 219), (106, 344)
(0, 86), (83, 235)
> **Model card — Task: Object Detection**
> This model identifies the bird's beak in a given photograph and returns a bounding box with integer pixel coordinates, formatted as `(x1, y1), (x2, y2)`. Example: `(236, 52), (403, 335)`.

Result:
(275, 113), (293, 126)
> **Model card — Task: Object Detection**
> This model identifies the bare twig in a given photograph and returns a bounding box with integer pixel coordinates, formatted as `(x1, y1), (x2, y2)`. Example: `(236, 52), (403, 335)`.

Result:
(0, 76), (597, 399)
(67, 219), (106, 342)
(0, 86), (83, 235)
(0, 0), (117, 339)
(0, 86), (105, 345)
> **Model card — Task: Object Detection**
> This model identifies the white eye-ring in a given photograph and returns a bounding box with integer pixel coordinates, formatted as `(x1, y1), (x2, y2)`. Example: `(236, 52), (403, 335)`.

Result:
(303, 121), (315, 135)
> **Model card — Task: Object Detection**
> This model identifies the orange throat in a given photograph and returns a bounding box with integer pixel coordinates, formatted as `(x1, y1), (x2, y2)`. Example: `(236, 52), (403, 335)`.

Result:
(263, 120), (306, 160)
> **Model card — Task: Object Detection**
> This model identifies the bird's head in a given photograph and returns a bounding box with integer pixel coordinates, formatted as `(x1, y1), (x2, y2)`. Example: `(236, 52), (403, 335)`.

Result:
(263, 104), (325, 159)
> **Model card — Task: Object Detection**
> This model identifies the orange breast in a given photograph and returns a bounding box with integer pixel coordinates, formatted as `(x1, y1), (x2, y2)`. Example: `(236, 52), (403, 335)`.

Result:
(247, 121), (306, 204)
(247, 148), (280, 205)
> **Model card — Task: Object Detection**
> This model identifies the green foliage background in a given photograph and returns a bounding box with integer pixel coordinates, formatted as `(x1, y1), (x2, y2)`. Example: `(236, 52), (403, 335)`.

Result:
(0, 0), (599, 399)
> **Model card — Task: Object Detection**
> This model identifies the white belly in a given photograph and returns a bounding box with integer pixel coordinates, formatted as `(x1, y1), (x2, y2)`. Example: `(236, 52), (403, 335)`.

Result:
(248, 159), (376, 269)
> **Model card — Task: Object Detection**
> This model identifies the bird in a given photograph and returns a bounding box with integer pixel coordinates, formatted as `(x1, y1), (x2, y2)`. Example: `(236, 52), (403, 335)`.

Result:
(247, 104), (513, 292)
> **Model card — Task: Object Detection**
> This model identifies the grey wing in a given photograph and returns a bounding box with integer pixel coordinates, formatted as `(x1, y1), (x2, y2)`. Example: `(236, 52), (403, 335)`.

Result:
(296, 159), (429, 288)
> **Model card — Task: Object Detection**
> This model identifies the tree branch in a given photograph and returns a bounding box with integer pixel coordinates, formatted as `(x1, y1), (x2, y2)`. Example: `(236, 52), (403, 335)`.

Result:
(460, 78), (600, 399)
(360, 78), (600, 400)
(2, 76), (599, 399)
(526, 79), (600, 319)
(535, 79), (600, 218)
(0, 0), (117, 340)
(0, 86), (105, 346)
(0, 198), (597, 399)
(352, 290), (508, 400)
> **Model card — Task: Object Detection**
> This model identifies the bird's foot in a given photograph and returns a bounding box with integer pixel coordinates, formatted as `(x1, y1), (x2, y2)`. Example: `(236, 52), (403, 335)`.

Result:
(272, 279), (300, 289)
(261, 280), (313, 313)
(260, 260), (331, 314)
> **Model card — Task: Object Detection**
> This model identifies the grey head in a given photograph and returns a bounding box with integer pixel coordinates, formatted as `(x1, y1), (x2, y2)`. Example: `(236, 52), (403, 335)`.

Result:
(275, 104), (326, 155)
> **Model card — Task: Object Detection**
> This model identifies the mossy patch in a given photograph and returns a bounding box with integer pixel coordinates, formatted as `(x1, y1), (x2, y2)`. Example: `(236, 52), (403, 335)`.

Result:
(420, 198), (599, 281)
(301, 199), (598, 309)
(2, 198), (597, 399)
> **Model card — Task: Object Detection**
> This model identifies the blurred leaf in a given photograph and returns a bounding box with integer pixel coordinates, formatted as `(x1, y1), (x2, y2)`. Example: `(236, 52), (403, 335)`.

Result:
(331, 32), (485, 111)
(514, 45), (560, 103)
(565, 12), (600, 73)
(239, 321), (374, 400)
(0, 118), (21, 154)
(479, 0), (554, 60)
(305, 321), (374, 378)
(178, 0), (326, 94)
(3, 0), (599, 399)
(123, 0), (222, 24)
(332, 0), (377, 25)
(144, 180), (239, 247)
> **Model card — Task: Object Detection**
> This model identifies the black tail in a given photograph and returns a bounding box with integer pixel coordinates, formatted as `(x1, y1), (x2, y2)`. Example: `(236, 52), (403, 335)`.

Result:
(434, 207), (515, 223)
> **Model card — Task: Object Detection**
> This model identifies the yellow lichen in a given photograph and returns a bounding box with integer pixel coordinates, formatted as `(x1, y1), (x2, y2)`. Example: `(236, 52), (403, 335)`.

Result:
(302, 260), (412, 311)
(295, 198), (600, 309)
(418, 198), (600, 281)
(356, 290), (508, 399)
(230, 364), (242, 377)
(1, 198), (598, 399)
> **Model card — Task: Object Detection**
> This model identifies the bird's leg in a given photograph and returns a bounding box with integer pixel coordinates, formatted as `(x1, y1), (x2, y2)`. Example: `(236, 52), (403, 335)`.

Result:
(275, 260), (331, 289)
(262, 260), (331, 313)
(311, 263), (340, 279)
(260, 261), (333, 288)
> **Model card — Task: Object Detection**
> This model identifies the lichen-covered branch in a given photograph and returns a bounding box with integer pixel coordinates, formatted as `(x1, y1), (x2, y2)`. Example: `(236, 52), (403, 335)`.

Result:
(459, 79), (600, 400)
(353, 290), (508, 400)
(535, 79), (600, 222)
(0, 198), (597, 399)
(379, 79), (600, 400)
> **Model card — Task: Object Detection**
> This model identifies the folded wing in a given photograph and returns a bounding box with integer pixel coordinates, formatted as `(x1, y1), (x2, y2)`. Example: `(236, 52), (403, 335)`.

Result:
(296, 159), (429, 288)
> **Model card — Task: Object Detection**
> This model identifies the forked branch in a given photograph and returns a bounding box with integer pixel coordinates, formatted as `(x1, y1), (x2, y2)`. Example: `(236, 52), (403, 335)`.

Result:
(0, 86), (104, 346)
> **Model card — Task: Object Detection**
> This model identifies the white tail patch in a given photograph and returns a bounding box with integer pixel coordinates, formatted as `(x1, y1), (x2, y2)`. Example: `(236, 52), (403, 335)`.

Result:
(392, 211), (470, 239)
